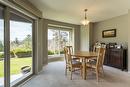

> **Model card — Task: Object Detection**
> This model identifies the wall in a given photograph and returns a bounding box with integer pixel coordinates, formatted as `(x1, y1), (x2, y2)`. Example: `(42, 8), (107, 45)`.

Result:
(80, 25), (89, 51)
(8, 0), (42, 18)
(80, 23), (93, 51)
(42, 19), (80, 65)
(93, 13), (130, 71)
(128, 10), (130, 71)
(93, 14), (128, 48)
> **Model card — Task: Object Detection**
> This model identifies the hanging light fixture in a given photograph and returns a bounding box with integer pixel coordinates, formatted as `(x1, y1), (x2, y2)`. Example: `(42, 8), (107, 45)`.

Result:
(81, 9), (89, 25)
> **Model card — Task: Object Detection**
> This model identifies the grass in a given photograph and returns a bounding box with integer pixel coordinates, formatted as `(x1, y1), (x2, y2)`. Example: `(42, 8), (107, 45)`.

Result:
(0, 57), (32, 77)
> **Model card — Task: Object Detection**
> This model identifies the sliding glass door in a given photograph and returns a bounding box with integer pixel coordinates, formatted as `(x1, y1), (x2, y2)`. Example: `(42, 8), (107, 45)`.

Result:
(48, 28), (73, 57)
(10, 12), (33, 85)
(0, 5), (34, 87)
(0, 7), (4, 87)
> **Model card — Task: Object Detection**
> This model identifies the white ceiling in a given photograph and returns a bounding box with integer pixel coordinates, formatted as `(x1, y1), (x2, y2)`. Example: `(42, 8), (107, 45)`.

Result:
(29, 0), (130, 25)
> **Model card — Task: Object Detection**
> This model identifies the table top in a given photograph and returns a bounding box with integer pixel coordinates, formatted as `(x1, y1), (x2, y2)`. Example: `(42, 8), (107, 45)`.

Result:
(71, 51), (98, 58)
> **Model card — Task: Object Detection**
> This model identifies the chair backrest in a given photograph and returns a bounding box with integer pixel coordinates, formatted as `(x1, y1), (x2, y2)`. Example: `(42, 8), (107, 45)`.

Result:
(66, 46), (73, 55)
(64, 46), (72, 65)
(93, 42), (106, 53)
(96, 47), (106, 69)
(93, 46), (100, 53)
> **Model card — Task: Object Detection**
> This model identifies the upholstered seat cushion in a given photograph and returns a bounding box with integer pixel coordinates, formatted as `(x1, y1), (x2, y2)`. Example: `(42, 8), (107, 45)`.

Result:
(72, 60), (81, 64)
(86, 60), (97, 68)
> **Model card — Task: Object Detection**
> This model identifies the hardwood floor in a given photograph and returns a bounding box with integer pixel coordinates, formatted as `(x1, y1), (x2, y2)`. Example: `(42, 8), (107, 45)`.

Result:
(20, 61), (130, 87)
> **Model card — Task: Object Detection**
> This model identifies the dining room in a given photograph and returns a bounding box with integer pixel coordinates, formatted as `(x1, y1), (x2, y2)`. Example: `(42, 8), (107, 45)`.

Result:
(0, 0), (130, 87)
(21, 0), (130, 86)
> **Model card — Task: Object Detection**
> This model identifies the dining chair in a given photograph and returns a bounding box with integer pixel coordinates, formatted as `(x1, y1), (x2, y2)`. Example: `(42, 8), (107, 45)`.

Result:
(86, 47), (106, 81)
(64, 46), (82, 80)
(65, 46), (80, 61)
(91, 44), (106, 72)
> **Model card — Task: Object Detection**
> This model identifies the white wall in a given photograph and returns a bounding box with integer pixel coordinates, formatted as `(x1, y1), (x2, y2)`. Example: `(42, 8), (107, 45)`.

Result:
(93, 14), (128, 48)
(80, 25), (90, 51)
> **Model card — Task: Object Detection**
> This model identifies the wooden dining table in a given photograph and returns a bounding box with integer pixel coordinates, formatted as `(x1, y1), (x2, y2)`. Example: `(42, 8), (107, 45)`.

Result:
(71, 51), (98, 80)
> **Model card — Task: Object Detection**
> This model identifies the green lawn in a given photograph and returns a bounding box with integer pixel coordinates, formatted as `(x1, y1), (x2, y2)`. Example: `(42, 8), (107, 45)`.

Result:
(0, 57), (32, 77)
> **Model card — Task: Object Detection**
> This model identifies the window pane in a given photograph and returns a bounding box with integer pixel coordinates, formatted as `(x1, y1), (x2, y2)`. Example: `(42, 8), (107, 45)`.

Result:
(48, 28), (72, 57)
(59, 30), (70, 54)
(0, 7), (4, 87)
(10, 13), (33, 85)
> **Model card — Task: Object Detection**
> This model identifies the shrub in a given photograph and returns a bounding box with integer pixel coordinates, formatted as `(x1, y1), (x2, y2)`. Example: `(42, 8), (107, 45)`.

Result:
(60, 50), (64, 54)
(0, 51), (15, 59)
(0, 52), (4, 58)
(10, 51), (15, 58)
(48, 50), (54, 55)
(16, 51), (32, 58)
(14, 48), (32, 58)
(55, 50), (59, 54)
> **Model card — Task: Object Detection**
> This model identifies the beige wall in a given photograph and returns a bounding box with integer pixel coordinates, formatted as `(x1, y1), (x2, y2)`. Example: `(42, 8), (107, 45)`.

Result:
(80, 25), (89, 51)
(93, 13), (130, 71)
(93, 14), (128, 48)
(9, 0), (42, 18)
(128, 10), (130, 71)
(80, 23), (94, 51)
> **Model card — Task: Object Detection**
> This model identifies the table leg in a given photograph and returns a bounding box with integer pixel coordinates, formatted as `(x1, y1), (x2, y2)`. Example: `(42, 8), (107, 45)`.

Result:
(82, 58), (86, 80)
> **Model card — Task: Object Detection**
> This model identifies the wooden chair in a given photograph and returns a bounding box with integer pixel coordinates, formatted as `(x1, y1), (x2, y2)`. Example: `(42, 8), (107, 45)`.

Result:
(91, 44), (106, 71)
(65, 46), (80, 61)
(64, 46), (82, 80)
(86, 47), (106, 81)
(93, 44), (100, 52)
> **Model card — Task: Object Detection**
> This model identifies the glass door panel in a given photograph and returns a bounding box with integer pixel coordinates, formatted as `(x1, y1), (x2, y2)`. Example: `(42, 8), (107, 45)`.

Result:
(0, 7), (4, 87)
(10, 13), (33, 85)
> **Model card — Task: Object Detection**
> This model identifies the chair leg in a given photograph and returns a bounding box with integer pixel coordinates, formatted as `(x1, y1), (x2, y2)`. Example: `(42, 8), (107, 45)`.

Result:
(96, 69), (99, 82)
(80, 67), (82, 78)
(101, 66), (104, 76)
(65, 66), (67, 75)
(70, 68), (72, 80)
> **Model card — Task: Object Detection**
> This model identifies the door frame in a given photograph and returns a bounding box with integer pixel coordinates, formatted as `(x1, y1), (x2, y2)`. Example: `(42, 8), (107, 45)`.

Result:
(0, 3), (37, 87)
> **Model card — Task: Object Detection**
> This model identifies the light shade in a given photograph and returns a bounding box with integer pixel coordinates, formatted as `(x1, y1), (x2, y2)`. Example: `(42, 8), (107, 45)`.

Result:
(81, 19), (89, 26)
(81, 9), (89, 26)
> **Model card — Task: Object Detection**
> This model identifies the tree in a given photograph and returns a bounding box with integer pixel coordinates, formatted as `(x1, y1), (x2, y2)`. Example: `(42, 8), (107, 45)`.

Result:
(52, 30), (69, 54)
(22, 34), (32, 49)
(10, 38), (21, 58)
(52, 30), (59, 54)
(59, 32), (68, 51)
(0, 41), (4, 52)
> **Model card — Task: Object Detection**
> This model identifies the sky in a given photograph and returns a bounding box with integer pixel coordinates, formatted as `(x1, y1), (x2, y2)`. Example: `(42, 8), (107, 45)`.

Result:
(48, 29), (70, 40)
(0, 19), (32, 42)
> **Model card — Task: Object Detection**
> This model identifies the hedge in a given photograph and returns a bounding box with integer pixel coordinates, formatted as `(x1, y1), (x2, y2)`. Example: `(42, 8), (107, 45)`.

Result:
(0, 51), (15, 59)
(0, 53), (4, 58)
(48, 50), (54, 55)
(0, 48), (32, 59)
(48, 50), (64, 55)
(14, 48), (32, 58)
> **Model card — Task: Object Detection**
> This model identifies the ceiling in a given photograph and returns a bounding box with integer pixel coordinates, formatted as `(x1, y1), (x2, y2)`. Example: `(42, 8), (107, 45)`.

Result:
(29, 0), (130, 25)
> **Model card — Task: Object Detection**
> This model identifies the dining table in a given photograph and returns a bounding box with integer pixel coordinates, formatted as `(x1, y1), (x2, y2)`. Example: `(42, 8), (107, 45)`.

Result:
(71, 51), (98, 80)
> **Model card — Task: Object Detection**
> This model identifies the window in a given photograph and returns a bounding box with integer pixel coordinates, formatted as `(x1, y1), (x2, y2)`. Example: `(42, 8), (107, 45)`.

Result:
(48, 26), (73, 57)
(10, 12), (33, 85)
(0, 5), (35, 86)
(0, 7), (4, 87)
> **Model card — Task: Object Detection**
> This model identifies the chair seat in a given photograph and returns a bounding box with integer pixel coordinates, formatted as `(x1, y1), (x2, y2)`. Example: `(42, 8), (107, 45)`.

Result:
(72, 60), (81, 65)
(73, 57), (80, 60)
(86, 60), (96, 68)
